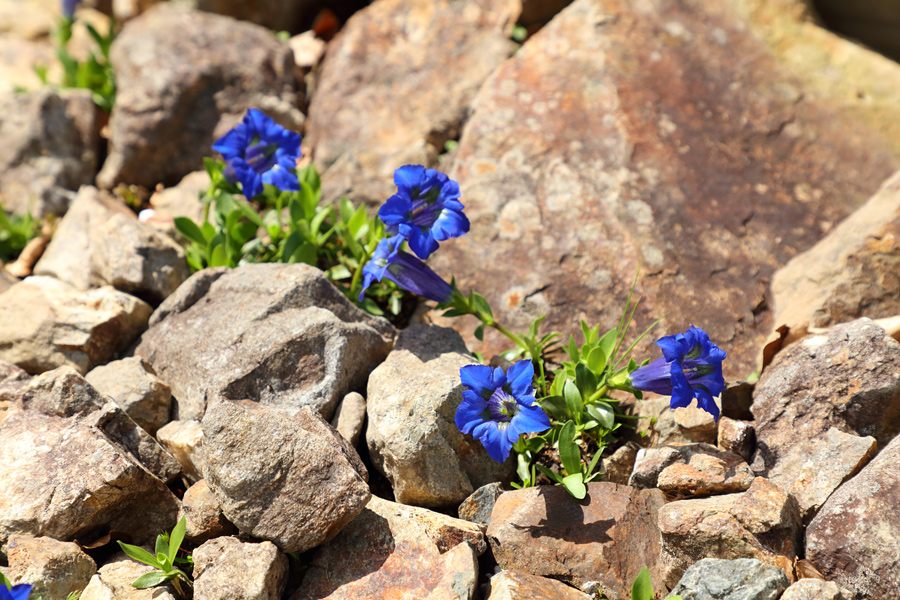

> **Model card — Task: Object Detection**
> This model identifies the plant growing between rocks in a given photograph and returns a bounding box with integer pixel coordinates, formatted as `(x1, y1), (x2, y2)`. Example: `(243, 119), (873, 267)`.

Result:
(116, 516), (193, 597)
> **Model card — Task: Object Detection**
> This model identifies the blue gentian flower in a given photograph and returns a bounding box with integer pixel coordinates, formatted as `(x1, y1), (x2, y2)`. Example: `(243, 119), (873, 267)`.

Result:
(455, 361), (551, 463)
(629, 325), (726, 420)
(0, 584), (32, 600)
(61, 0), (80, 18)
(359, 234), (454, 303)
(378, 165), (469, 260)
(212, 109), (301, 199)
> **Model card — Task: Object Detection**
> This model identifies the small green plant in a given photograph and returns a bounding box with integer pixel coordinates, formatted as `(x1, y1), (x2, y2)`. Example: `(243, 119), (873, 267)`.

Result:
(629, 566), (682, 600)
(0, 209), (40, 263)
(116, 517), (192, 597)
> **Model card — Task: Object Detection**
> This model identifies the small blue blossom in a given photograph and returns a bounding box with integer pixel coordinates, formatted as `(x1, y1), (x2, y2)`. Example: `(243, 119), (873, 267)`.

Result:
(456, 360), (551, 463)
(629, 325), (726, 420)
(212, 109), (301, 198)
(0, 584), (32, 600)
(378, 165), (469, 260)
(359, 234), (454, 303)
(61, 0), (80, 18)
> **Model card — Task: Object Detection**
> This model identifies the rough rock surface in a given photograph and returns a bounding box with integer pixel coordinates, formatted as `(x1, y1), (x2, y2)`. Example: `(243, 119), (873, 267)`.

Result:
(430, 0), (899, 378)
(0, 368), (180, 547)
(202, 400), (371, 553)
(180, 0), (318, 31)
(633, 398), (717, 446)
(7, 535), (97, 600)
(718, 417), (755, 463)
(366, 324), (513, 508)
(156, 419), (205, 483)
(33, 186), (135, 290)
(97, 4), (303, 189)
(147, 169), (210, 224)
(487, 570), (592, 600)
(0, 276), (152, 375)
(669, 558), (790, 600)
(630, 443), (754, 498)
(0, 88), (97, 217)
(80, 554), (178, 600)
(780, 579), (852, 600)
(331, 391), (366, 448)
(458, 482), (503, 529)
(806, 433), (900, 599)
(137, 263), (395, 421)
(307, 0), (519, 206)
(486, 483), (666, 600)
(292, 496), (482, 600)
(193, 537), (288, 600)
(601, 442), (639, 485)
(180, 480), (236, 543)
(86, 356), (172, 435)
(658, 477), (801, 586)
(90, 213), (191, 304)
(751, 319), (900, 488)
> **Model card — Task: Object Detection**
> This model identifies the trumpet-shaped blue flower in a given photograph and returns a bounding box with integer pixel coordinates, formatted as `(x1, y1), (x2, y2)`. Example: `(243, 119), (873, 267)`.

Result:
(62, 0), (80, 18)
(629, 325), (726, 420)
(359, 234), (454, 303)
(378, 165), (469, 260)
(0, 584), (32, 600)
(212, 109), (301, 198)
(455, 361), (551, 463)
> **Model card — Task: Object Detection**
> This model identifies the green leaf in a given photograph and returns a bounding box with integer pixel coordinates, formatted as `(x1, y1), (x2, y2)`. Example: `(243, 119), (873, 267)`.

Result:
(236, 199), (265, 228)
(598, 328), (617, 360)
(174, 217), (207, 246)
(516, 452), (533, 485)
(338, 196), (355, 223)
(549, 371), (566, 396)
(561, 473), (587, 499)
(586, 402), (616, 430)
(558, 420), (582, 476)
(1, 571), (12, 589)
(563, 380), (583, 420)
(209, 243), (228, 267)
(580, 320), (593, 345)
(528, 314), (546, 339)
(471, 292), (493, 320)
(117, 541), (162, 569)
(474, 324), (484, 341)
(631, 566), (653, 600)
(347, 205), (367, 238)
(535, 463), (564, 484)
(154, 535), (170, 565)
(575, 363), (598, 397)
(130, 571), (168, 589)
(200, 222), (216, 241)
(587, 346), (608, 376)
(539, 395), (568, 420)
(168, 516), (186, 565)
(326, 265), (352, 280)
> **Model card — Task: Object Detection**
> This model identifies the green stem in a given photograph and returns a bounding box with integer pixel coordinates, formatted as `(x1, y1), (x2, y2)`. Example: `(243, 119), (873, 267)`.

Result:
(587, 385), (609, 403)
(489, 321), (528, 353)
(349, 247), (371, 301)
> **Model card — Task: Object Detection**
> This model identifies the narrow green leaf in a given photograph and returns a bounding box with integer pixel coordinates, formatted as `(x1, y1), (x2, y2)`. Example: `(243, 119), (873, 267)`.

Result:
(528, 314), (545, 339)
(563, 380), (583, 419)
(561, 473), (587, 499)
(535, 464), (564, 484)
(598, 328), (617, 360)
(130, 571), (168, 589)
(200, 221), (216, 241)
(154, 535), (169, 564)
(339, 196), (355, 223)
(558, 420), (581, 476)
(1, 571), (12, 589)
(580, 320), (593, 344)
(116, 541), (162, 569)
(168, 516), (186, 565)
(347, 205), (367, 238)
(549, 371), (566, 396)
(587, 346), (608, 376)
(474, 324), (484, 341)
(631, 566), (653, 600)
(516, 453), (532, 485)
(471, 292), (493, 320)
(173, 217), (206, 246)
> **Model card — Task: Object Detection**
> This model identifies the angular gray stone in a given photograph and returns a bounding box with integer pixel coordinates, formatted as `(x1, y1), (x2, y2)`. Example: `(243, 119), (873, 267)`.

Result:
(90, 213), (191, 304)
(366, 324), (513, 508)
(137, 263), (394, 421)
(669, 558), (790, 600)
(7, 535), (97, 600)
(308, 0), (519, 207)
(0, 88), (97, 217)
(202, 400), (371, 553)
(751, 319), (900, 489)
(97, 4), (303, 189)
(0, 276), (153, 375)
(80, 553), (178, 600)
(331, 391), (366, 448)
(806, 433), (900, 599)
(193, 537), (288, 600)
(33, 186), (134, 290)
(180, 480), (236, 543)
(86, 356), (172, 435)
(780, 579), (852, 600)
(156, 419), (205, 483)
(458, 482), (503, 529)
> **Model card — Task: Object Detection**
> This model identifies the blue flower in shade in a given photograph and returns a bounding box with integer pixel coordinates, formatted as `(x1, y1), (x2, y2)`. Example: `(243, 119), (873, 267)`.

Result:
(212, 109), (301, 199)
(61, 0), (80, 18)
(359, 234), (454, 303)
(455, 361), (551, 463)
(629, 325), (727, 420)
(0, 584), (32, 600)
(378, 165), (469, 260)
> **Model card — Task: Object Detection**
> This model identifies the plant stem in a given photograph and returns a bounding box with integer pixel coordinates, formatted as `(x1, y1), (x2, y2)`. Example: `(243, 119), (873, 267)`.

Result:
(349, 247), (371, 301)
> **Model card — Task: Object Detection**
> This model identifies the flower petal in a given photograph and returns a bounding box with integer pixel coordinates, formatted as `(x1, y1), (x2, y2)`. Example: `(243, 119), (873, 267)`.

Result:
(473, 420), (511, 463)
(510, 403), (551, 436)
(693, 386), (721, 421)
(460, 364), (496, 398)
(505, 360), (534, 398)
(406, 229), (441, 260)
(432, 208), (470, 242)
(455, 391), (488, 434)
(629, 357), (675, 395)
(668, 364), (695, 409)
(394, 164), (426, 191)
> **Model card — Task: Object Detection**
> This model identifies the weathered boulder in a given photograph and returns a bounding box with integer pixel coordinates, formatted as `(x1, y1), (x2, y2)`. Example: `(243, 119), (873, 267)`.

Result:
(780, 579), (852, 600)
(630, 443), (754, 498)
(292, 496), (482, 600)
(193, 537), (288, 600)
(806, 433), (900, 599)
(7, 535), (97, 600)
(201, 400), (370, 553)
(486, 570), (592, 600)
(487, 483), (667, 600)
(308, 0), (520, 206)
(751, 319), (900, 489)
(80, 553), (178, 600)
(669, 558), (790, 600)
(137, 263), (394, 421)
(97, 4), (303, 189)
(366, 324), (513, 508)
(430, 0), (899, 378)
(658, 477), (801, 586)
(180, 480), (236, 543)
(0, 276), (152, 375)
(85, 356), (172, 435)
(0, 88), (97, 217)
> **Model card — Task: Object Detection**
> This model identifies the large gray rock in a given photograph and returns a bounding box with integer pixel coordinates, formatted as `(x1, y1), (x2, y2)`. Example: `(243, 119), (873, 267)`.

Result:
(751, 319), (900, 489)
(806, 434), (900, 599)
(0, 88), (97, 217)
(193, 537), (288, 600)
(366, 324), (513, 508)
(180, 480), (236, 543)
(201, 400), (371, 553)
(86, 356), (172, 435)
(97, 4), (303, 189)
(7, 535), (97, 600)
(308, 0), (520, 206)
(0, 368), (180, 547)
(669, 558), (790, 600)
(137, 263), (394, 421)
(292, 495), (483, 600)
(0, 276), (152, 375)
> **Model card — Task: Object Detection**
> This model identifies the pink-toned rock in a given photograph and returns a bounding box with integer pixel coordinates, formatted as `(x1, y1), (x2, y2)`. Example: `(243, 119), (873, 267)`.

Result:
(631, 443), (754, 498)
(487, 570), (592, 600)
(486, 483), (666, 600)
(292, 496), (482, 600)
